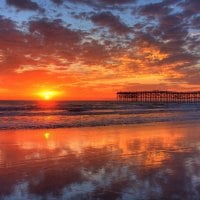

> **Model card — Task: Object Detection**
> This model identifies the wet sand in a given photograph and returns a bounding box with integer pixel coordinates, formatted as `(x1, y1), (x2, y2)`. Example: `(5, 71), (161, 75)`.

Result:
(1, 121), (200, 200)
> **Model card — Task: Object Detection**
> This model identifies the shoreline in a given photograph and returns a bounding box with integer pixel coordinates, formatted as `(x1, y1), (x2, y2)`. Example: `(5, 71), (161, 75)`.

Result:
(1, 117), (200, 200)
(1, 119), (200, 133)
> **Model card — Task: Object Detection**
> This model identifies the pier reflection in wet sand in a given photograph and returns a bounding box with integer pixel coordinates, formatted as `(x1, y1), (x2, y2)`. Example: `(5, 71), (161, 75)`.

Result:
(1, 123), (200, 200)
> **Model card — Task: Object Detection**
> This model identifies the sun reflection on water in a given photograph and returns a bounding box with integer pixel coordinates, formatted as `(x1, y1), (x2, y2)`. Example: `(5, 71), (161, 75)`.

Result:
(44, 132), (50, 140)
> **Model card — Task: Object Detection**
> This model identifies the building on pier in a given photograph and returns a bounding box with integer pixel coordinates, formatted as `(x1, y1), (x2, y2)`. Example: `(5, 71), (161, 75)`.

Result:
(117, 91), (200, 103)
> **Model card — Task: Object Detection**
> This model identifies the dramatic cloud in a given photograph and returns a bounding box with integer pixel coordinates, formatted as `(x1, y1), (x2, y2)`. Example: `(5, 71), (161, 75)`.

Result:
(180, 0), (200, 17)
(51, 0), (135, 8)
(139, 2), (171, 17)
(0, 17), (84, 74)
(29, 19), (82, 46)
(134, 0), (200, 85)
(0, 0), (200, 99)
(91, 12), (130, 35)
(0, 16), (28, 72)
(51, 0), (64, 5)
(58, 0), (134, 5)
(6, 0), (42, 11)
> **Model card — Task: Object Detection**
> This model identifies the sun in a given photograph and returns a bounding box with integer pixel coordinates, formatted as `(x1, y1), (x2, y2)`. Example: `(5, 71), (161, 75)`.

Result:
(38, 90), (58, 100)
(43, 91), (54, 100)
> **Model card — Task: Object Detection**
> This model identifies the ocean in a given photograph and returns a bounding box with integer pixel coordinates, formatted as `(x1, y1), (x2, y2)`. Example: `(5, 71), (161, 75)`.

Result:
(1, 101), (200, 200)
(0, 100), (200, 130)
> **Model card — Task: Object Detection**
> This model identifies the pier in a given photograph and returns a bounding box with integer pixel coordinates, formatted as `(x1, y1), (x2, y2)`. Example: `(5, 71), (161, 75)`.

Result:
(117, 91), (200, 103)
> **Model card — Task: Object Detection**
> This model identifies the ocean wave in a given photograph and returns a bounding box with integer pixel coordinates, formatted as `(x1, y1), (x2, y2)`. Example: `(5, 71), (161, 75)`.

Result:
(0, 101), (200, 130)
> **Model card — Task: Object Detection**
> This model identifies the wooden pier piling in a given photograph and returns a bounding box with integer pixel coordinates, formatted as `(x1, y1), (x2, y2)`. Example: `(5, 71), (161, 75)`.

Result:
(117, 91), (200, 103)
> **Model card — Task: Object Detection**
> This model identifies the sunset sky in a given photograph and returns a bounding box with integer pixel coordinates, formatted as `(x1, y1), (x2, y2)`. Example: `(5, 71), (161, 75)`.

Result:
(0, 0), (200, 100)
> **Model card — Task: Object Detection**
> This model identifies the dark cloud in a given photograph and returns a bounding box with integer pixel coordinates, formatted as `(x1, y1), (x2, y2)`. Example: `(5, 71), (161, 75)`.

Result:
(29, 19), (82, 46)
(158, 13), (187, 43)
(96, 0), (134, 5)
(91, 12), (130, 35)
(0, 18), (84, 73)
(80, 40), (112, 65)
(192, 16), (200, 29)
(59, 0), (134, 5)
(0, 15), (16, 30)
(51, 0), (135, 8)
(180, 0), (200, 17)
(27, 19), (86, 65)
(140, 2), (171, 17)
(0, 16), (115, 74)
(140, 0), (200, 19)
(6, 0), (43, 12)
(51, 0), (64, 5)
(131, 0), (200, 85)
(159, 14), (182, 28)
(0, 16), (29, 72)
(1, 0), (200, 87)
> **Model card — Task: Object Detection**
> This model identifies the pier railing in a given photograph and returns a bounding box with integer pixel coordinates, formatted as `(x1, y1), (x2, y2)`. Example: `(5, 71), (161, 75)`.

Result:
(117, 91), (200, 103)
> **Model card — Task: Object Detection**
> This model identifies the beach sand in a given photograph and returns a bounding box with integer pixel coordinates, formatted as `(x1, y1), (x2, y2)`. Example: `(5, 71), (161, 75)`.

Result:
(1, 121), (200, 200)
